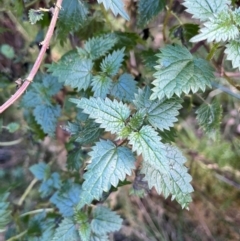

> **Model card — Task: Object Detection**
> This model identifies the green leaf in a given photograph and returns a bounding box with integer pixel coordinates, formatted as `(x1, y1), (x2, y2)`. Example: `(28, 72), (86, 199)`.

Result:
(0, 44), (15, 59)
(128, 109), (146, 131)
(141, 49), (158, 72)
(91, 206), (122, 235)
(21, 75), (62, 136)
(225, 40), (240, 69)
(141, 144), (193, 209)
(81, 34), (118, 60)
(33, 104), (61, 136)
(22, 111), (45, 140)
(28, 9), (44, 24)
(170, 24), (200, 42)
(22, 89), (44, 108)
(110, 73), (137, 102)
(6, 122), (20, 133)
(150, 45), (213, 100)
(90, 234), (108, 241)
(30, 163), (60, 197)
(75, 121), (103, 145)
(70, 97), (131, 135)
(128, 125), (169, 173)
(75, 211), (90, 241)
(30, 162), (49, 180)
(182, 0), (230, 21)
(137, 0), (165, 27)
(57, 0), (89, 40)
(39, 172), (61, 197)
(97, 0), (130, 20)
(79, 140), (135, 206)
(159, 128), (177, 143)
(134, 87), (182, 131)
(190, 10), (239, 43)
(51, 218), (79, 241)
(91, 75), (113, 98)
(28, 212), (55, 241)
(49, 52), (93, 91)
(100, 48), (125, 77)
(196, 98), (222, 140)
(50, 184), (81, 217)
(66, 148), (86, 171)
(42, 75), (63, 96)
(77, 12), (105, 40)
(0, 192), (11, 232)
(113, 32), (143, 51)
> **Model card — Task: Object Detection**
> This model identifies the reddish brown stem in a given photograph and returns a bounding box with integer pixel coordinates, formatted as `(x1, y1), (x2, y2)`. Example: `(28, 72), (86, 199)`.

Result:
(0, 0), (63, 114)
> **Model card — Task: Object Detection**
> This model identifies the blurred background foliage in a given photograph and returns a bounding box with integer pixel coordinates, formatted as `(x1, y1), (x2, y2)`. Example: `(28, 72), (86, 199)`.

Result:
(1, 0), (240, 240)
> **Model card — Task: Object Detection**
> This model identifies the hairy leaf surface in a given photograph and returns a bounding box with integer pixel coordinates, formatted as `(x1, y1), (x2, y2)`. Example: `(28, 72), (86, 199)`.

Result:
(196, 98), (222, 140)
(225, 40), (240, 69)
(50, 184), (81, 217)
(75, 211), (91, 241)
(70, 97), (130, 135)
(33, 104), (61, 136)
(51, 218), (79, 241)
(21, 91), (42, 108)
(100, 48), (125, 77)
(66, 149), (85, 171)
(28, 9), (44, 24)
(190, 11), (239, 43)
(141, 145), (193, 208)
(183, 0), (230, 21)
(137, 0), (165, 27)
(42, 75), (63, 96)
(80, 140), (135, 203)
(49, 52), (93, 91)
(150, 45), (213, 100)
(91, 75), (113, 98)
(141, 49), (158, 72)
(97, 0), (129, 20)
(110, 73), (137, 102)
(128, 125), (169, 173)
(91, 206), (122, 235)
(57, 0), (89, 40)
(82, 34), (118, 60)
(75, 121), (103, 145)
(134, 87), (182, 131)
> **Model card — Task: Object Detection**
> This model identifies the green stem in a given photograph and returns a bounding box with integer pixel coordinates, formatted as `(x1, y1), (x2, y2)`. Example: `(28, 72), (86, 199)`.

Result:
(0, 138), (23, 146)
(25, 0), (39, 8)
(207, 43), (219, 61)
(18, 178), (38, 206)
(167, 6), (183, 25)
(163, 1), (173, 42)
(20, 208), (54, 217)
(196, 94), (208, 104)
(6, 230), (27, 241)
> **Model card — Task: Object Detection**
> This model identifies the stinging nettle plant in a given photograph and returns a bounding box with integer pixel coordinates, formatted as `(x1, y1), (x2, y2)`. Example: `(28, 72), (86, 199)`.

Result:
(1, 0), (239, 240)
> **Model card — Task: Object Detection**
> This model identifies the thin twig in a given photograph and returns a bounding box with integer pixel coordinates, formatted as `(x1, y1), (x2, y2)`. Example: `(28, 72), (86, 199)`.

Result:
(20, 208), (55, 217)
(5, 230), (27, 241)
(17, 178), (38, 206)
(0, 138), (23, 146)
(163, 0), (173, 42)
(190, 41), (204, 53)
(0, 0), (63, 114)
